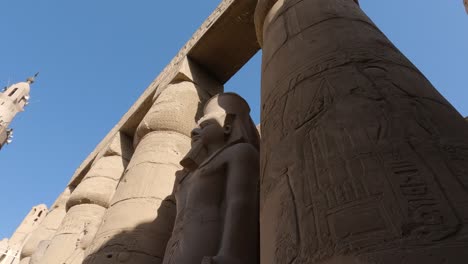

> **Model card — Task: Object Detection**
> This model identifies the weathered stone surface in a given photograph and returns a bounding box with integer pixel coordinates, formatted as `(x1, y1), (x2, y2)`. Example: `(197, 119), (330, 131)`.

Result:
(68, 0), (259, 186)
(100, 132), (134, 161)
(163, 93), (260, 264)
(8, 205), (47, 248)
(84, 198), (174, 264)
(256, 0), (468, 263)
(3, 205), (47, 264)
(41, 134), (131, 264)
(67, 155), (127, 209)
(37, 204), (105, 264)
(83, 132), (189, 264)
(21, 189), (70, 259)
(0, 79), (33, 149)
(0, 239), (20, 264)
(29, 241), (49, 264)
(83, 81), (217, 264)
(19, 257), (30, 264)
(134, 81), (209, 145)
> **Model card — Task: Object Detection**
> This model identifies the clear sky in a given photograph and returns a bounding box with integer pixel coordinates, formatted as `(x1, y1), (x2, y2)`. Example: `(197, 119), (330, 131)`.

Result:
(0, 1), (466, 239)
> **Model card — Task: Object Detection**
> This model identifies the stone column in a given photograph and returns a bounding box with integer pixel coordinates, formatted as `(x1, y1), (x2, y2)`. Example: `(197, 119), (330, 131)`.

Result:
(36, 134), (132, 264)
(83, 76), (220, 264)
(255, 0), (468, 263)
(19, 188), (71, 264)
(19, 258), (31, 264)
(9, 205), (48, 249)
(28, 241), (49, 264)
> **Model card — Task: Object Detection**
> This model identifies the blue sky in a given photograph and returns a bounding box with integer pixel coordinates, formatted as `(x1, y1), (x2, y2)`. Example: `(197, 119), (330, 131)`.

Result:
(0, 1), (466, 239)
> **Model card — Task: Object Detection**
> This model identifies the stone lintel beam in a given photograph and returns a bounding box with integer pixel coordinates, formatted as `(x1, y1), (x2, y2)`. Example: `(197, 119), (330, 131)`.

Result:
(187, 0), (259, 84)
(67, 0), (259, 187)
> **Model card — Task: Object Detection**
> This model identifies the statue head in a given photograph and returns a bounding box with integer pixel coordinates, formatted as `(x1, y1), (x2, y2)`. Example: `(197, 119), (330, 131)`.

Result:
(180, 92), (259, 170)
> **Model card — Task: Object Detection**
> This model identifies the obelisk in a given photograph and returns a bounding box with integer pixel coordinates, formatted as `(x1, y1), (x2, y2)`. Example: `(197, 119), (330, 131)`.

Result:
(255, 0), (468, 263)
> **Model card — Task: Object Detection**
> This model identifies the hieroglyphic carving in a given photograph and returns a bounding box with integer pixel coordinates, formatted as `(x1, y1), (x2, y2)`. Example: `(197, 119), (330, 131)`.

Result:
(256, 0), (468, 263)
(383, 153), (459, 241)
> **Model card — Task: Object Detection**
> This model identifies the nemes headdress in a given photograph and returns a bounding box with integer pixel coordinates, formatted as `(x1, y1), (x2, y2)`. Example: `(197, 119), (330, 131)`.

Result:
(203, 92), (251, 117)
(204, 92), (259, 150)
(180, 93), (260, 171)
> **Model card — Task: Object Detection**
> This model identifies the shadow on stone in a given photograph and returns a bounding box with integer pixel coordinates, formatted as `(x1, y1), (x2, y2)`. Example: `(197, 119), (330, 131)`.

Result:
(82, 192), (176, 264)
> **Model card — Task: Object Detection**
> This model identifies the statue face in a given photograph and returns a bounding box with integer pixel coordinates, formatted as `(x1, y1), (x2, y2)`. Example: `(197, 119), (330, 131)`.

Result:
(191, 112), (229, 147)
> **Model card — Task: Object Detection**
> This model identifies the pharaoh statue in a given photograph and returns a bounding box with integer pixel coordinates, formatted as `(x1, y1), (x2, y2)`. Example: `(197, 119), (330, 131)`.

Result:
(162, 92), (260, 264)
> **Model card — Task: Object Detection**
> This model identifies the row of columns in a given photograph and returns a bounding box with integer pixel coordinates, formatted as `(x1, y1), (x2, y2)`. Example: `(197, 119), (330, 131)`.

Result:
(14, 0), (468, 263)
(18, 132), (133, 264)
(38, 133), (133, 264)
(19, 58), (220, 264)
(84, 80), (213, 264)
(20, 188), (71, 264)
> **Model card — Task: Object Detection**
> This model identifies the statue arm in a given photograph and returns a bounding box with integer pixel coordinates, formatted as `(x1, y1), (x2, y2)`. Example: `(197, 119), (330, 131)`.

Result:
(205, 143), (260, 264)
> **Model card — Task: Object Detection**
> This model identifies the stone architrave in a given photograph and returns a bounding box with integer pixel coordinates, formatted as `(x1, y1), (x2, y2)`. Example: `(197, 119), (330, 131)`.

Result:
(35, 134), (132, 264)
(83, 77), (221, 264)
(255, 0), (468, 263)
(162, 93), (260, 264)
(19, 188), (71, 263)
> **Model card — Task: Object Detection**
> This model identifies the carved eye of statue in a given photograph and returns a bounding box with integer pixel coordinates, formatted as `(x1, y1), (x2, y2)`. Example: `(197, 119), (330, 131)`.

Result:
(199, 120), (214, 129)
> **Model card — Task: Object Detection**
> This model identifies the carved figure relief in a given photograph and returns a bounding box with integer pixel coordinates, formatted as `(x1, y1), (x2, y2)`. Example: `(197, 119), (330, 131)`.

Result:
(255, 0), (468, 263)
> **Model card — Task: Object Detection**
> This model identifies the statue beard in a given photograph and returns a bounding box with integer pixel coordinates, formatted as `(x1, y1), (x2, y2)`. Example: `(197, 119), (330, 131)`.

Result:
(180, 139), (209, 171)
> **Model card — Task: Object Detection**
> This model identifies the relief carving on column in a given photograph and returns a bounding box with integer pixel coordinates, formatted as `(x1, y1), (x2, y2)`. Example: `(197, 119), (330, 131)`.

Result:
(255, 0), (468, 263)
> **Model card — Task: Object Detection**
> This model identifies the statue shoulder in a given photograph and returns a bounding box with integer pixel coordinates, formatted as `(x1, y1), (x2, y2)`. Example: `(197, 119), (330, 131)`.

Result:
(221, 142), (259, 163)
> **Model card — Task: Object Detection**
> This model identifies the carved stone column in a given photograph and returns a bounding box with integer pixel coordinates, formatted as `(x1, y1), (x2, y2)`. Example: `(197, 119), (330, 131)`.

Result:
(83, 76), (220, 264)
(9, 205), (48, 249)
(35, 134), (132, 264)
(19, 188), (71, 264)
(19, 257), (31, 264)
(255, 0), (468, 263)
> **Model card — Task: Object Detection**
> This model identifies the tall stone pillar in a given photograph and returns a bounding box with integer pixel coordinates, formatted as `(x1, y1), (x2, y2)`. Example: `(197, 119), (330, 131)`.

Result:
(255, 0), (468, 263)
(84, 75), (220, 264)
(19, 188), (71, 264)
(36, 133), (132, 264)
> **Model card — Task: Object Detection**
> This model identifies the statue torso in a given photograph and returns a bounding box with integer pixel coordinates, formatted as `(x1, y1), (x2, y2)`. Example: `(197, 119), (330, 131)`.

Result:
(163, 146), (229, 264)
